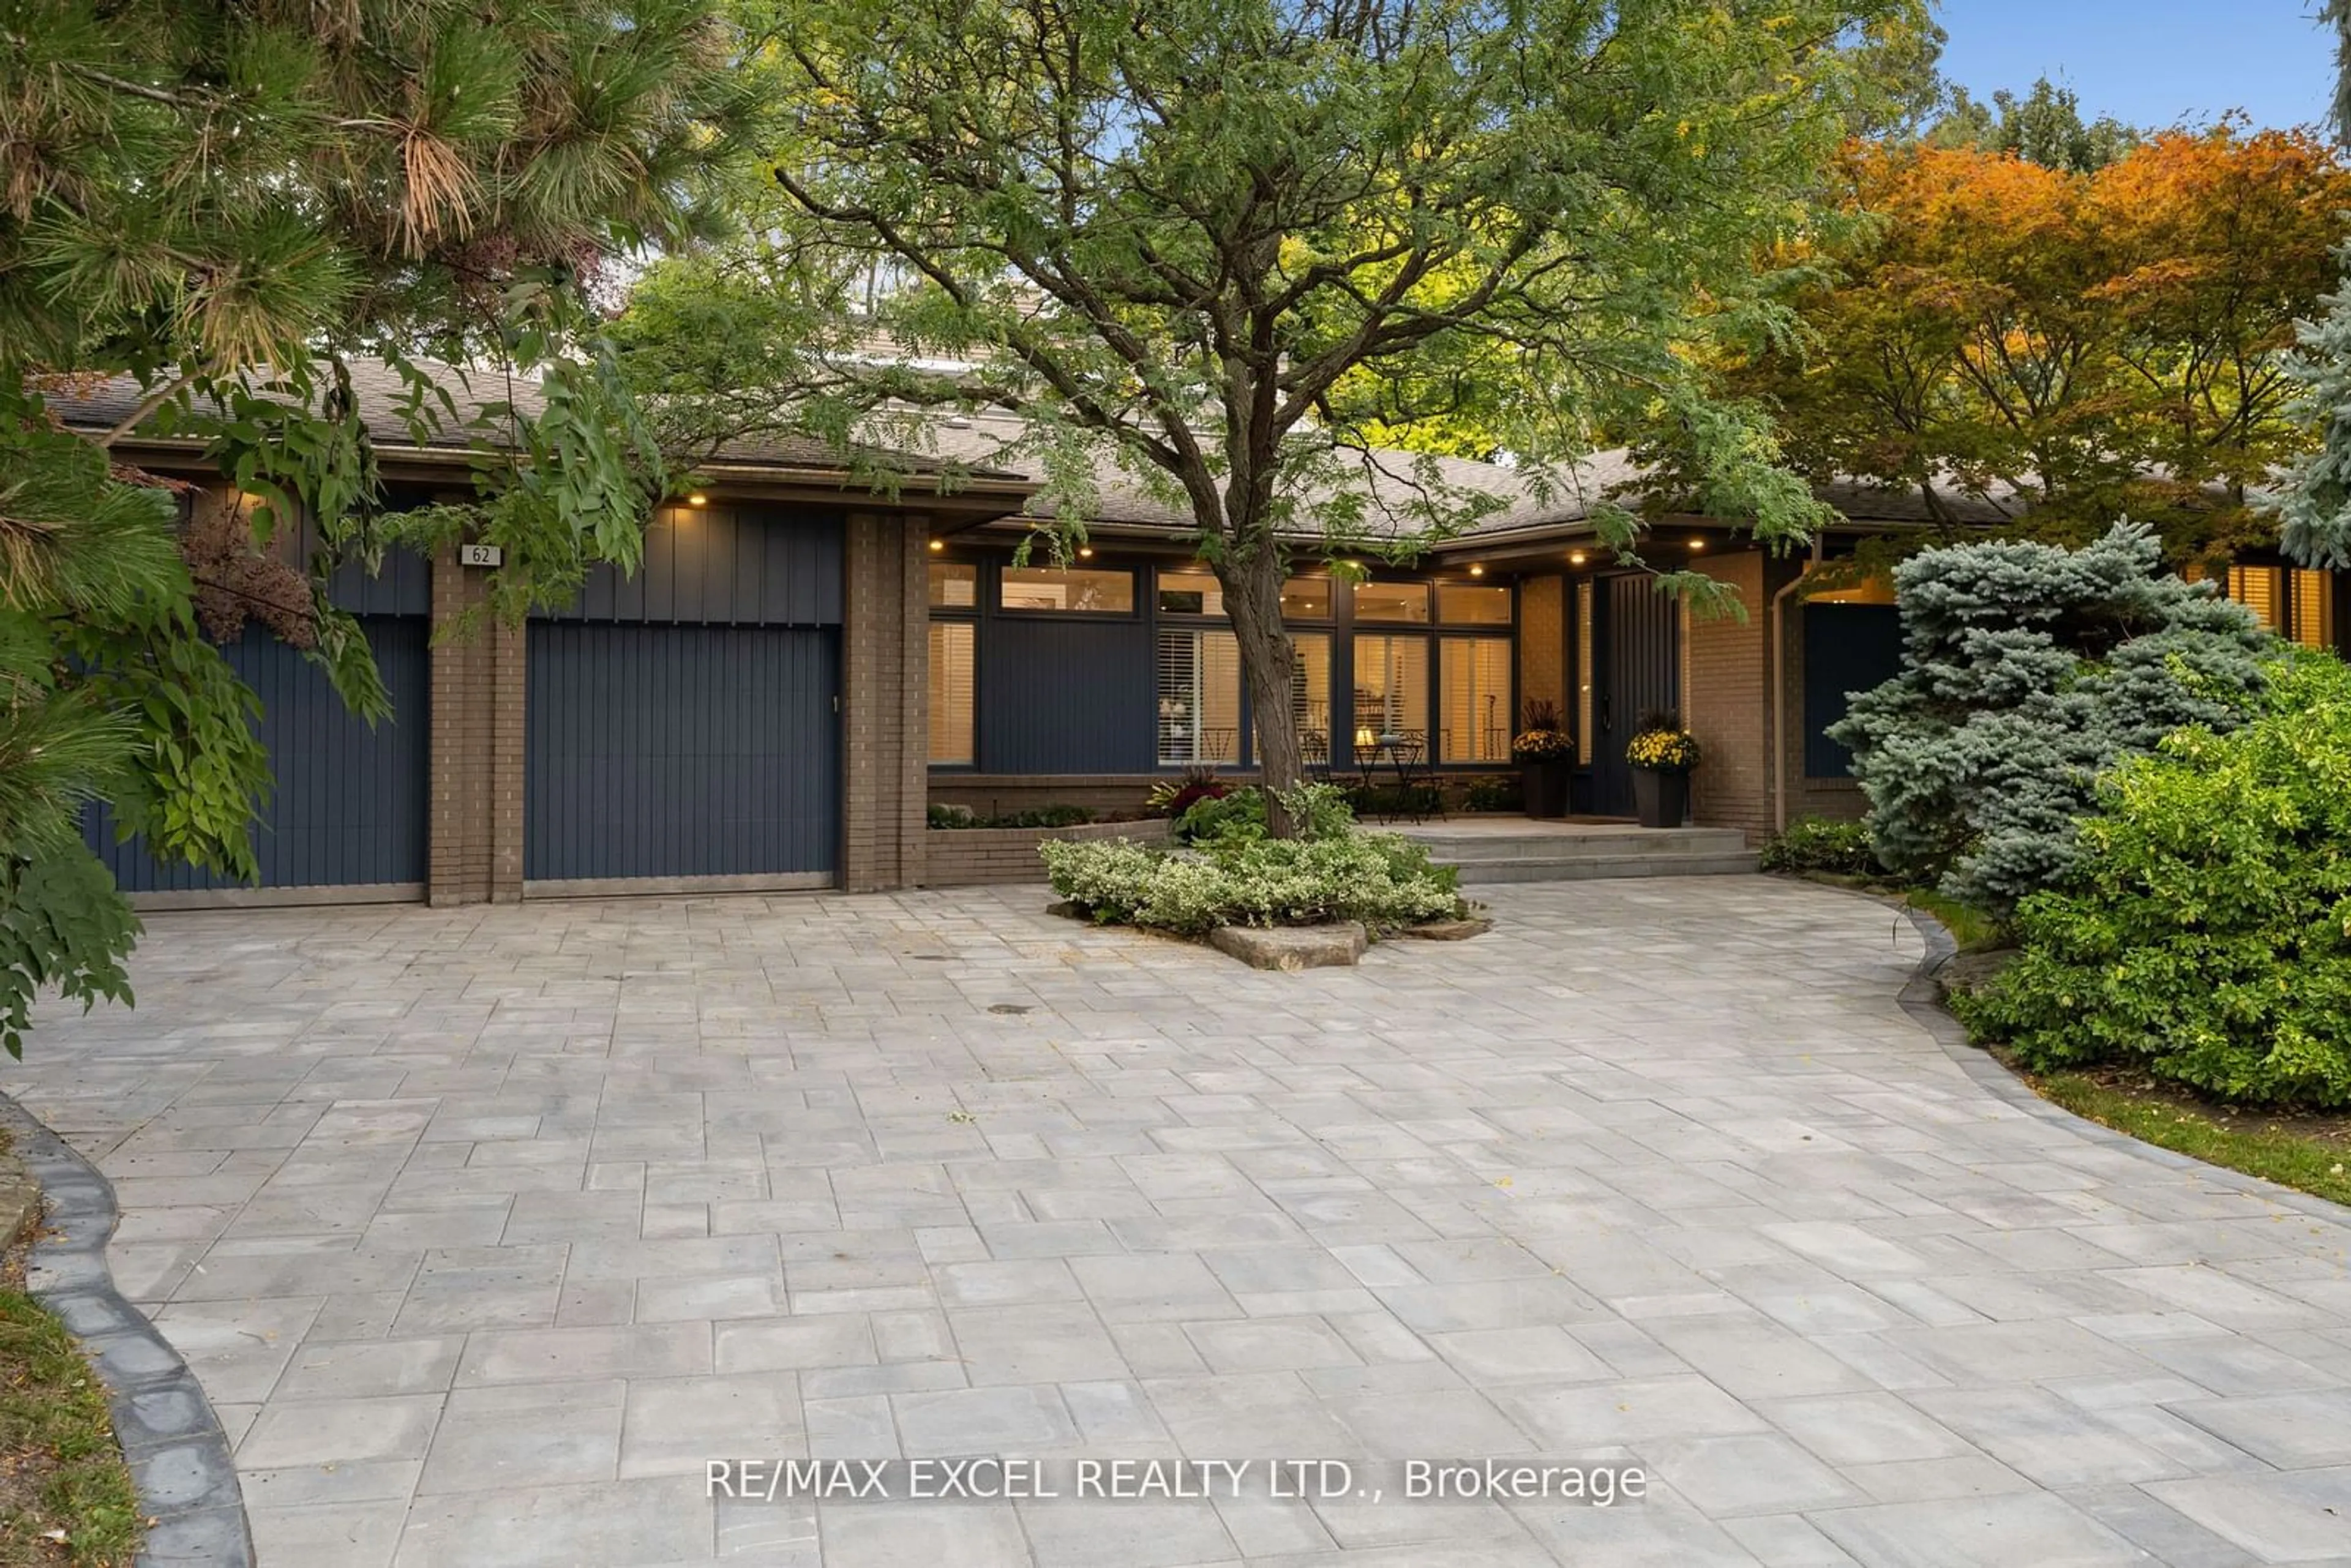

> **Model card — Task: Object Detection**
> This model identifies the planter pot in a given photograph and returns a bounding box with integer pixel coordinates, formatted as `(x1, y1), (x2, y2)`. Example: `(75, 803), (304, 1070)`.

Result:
(1520, 757), (1569, 819)
(1632, 768), (1690, 829)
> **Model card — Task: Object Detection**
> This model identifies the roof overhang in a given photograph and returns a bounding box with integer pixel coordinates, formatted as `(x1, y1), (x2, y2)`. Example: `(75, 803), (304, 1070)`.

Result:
(94, 435), (1036, 523)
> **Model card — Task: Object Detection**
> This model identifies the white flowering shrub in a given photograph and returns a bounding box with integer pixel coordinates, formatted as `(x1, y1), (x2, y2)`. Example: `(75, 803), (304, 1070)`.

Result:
(1040, 827), (1462, 936)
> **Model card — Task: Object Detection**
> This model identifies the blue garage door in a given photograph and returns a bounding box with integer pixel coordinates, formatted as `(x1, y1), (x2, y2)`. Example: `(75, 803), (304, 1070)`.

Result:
(86, 615), (431, 893)
(523, 622), (840, 883)
(523, 503), (844, 886)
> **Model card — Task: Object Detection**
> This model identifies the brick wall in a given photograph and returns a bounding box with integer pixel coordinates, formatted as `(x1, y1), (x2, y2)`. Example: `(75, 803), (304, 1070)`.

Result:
(931, 775), (1226, 817)
(1517, 574), (1565, 724)
(841, 511), (928, 893)
(427, 544), (525, 905)
(923, 817), (1173, 887)
(1682, 548), (1771, 841)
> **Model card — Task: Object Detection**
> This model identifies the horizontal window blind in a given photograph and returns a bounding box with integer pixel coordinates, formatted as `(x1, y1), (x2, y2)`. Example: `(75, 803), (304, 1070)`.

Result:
(928, 621), (975, 764)
(1156, 628), (1243, 765)
(1439, 637), (1512, 762)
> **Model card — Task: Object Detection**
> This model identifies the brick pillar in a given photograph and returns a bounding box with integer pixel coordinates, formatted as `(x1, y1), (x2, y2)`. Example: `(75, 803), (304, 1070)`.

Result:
(427, 546), (527, 905)
(1682, 548), (1770, 841)
(841, 511), (927, 893)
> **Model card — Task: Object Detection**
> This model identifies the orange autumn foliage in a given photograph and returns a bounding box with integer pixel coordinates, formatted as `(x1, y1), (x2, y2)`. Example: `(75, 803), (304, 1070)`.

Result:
(1739, 124), (2351, 561)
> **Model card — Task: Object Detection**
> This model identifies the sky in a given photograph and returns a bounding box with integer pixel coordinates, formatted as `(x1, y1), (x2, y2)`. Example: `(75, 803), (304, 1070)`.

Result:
(1933, 0), (2337, 133)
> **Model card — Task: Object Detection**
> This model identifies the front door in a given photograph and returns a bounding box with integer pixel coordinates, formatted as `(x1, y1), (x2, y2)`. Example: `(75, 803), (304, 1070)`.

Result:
(1590, 572), (1681, 817)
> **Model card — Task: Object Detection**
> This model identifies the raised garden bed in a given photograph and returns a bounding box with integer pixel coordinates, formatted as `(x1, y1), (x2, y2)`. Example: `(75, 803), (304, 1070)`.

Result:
(924, 817), (1172, 888)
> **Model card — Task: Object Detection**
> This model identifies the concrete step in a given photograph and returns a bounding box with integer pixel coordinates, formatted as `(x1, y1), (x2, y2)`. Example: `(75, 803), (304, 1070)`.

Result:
(1450, 851), (1760, 883)
(1399, 827), (1750, 861)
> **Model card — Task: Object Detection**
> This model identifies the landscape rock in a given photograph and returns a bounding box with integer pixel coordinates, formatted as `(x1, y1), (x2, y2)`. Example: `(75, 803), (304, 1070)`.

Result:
(1209, 923), (1367, 970)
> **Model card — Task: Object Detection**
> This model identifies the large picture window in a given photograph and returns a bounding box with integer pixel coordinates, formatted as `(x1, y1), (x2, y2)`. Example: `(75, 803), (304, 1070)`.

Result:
(929, 621), (975, 764)
(1439, 637), (1512, 762)
(1354, 582), (1431, 624)
(1000, 566), (1134, 613)
(1352, 634), (1429, 757)
(928, 561), (978, 607)
(1280, 577), (1333, 619)
(1157, 628), (1243, 765)
(1157, 569), (1225, 617)
(1254, 632), (1335, 767)
(1437, 583), (1512, 626)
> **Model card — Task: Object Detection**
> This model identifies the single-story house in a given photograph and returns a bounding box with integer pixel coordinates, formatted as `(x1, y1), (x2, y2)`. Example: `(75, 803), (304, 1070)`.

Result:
(58, 366), (2351, 907)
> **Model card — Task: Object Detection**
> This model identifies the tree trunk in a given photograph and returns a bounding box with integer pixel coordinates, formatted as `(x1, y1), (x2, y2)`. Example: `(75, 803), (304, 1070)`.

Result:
(1218, 546), (1303, 837)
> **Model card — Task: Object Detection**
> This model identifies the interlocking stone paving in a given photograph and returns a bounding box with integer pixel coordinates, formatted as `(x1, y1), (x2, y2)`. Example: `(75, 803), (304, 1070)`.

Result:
(12, 877), (2351, 1567)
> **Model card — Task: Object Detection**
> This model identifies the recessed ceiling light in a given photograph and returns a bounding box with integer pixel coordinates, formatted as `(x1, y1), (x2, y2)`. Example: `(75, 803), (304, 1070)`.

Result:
(928, 539), (945, 552)
(686, 492), (708, 507)
(1569, 550), (1586, 566)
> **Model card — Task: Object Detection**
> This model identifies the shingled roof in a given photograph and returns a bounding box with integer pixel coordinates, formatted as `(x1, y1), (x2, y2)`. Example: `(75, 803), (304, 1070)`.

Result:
(899, 407), (2019, 549)
(43, 359), (1024, 484)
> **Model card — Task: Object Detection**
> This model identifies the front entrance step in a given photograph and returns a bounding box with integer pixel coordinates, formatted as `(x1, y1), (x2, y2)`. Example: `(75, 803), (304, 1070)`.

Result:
(1446, 850), (1761, 883)
(1393, 824), (1758, 883)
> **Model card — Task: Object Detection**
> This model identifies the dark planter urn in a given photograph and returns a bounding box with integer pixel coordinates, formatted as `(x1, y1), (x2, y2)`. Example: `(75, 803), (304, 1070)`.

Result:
(1520, 757), (1569, 819)
(1632, 768), (1689, 829)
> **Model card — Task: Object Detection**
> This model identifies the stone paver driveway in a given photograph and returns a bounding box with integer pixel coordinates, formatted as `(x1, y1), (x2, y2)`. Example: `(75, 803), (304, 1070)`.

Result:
(12, 878), (2351, 1567)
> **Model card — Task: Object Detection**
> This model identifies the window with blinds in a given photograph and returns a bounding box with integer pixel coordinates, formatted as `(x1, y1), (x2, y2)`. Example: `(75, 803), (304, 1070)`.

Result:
(1351, 634), (1430, 757)
(1439, 637), (1512, 762)
(2293, 569), (2335, 650)
(1263, 632), (1333, 767)
(1156, 628), (1243, 765)
(928, 621), (975, 765)
(2225, 566), (2284, 632)
(1000, 566), (1134, 613)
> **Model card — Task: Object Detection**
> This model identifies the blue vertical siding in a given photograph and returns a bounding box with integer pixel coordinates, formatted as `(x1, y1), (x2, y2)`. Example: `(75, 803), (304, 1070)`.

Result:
(87, 616), (430, 890)
(1802, 604), (1903, 779)
(978, 615), (1157, 772)
(525, 503), (844, 881)
(523, 622), (839, 880)
(549, 505), (843, 627)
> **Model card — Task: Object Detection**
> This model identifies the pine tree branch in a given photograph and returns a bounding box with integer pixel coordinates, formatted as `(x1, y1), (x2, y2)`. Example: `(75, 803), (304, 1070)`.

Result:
(96, 373), (197, 448)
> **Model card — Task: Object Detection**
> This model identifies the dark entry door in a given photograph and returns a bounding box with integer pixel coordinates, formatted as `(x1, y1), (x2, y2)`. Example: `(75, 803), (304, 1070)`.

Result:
(1590, 572), (1681, 816)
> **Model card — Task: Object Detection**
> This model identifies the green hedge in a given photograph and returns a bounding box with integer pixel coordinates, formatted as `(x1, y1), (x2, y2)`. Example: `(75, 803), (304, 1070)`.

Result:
(1758, 816), (1884, 876)
(1957, 653), (2351, 1107)
(1043, 784), (1463, 936)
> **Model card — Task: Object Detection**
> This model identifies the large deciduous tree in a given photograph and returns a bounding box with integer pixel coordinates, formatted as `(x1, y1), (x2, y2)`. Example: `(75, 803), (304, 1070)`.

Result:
(697, 0), (1922, 827)
(1737, 126), (2351, 565)
(0, 0), (762, 1051)
(1924, 76), (2140, 173)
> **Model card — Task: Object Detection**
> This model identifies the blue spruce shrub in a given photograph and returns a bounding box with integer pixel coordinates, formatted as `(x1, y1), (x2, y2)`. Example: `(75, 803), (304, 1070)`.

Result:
(1828, 522), (2270, 913)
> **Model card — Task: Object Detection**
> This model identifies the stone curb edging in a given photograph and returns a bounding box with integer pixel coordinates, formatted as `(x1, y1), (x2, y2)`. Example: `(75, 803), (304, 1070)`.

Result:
(1886, 901), (2351, 1223)
(0, 1094), (254, 1567)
